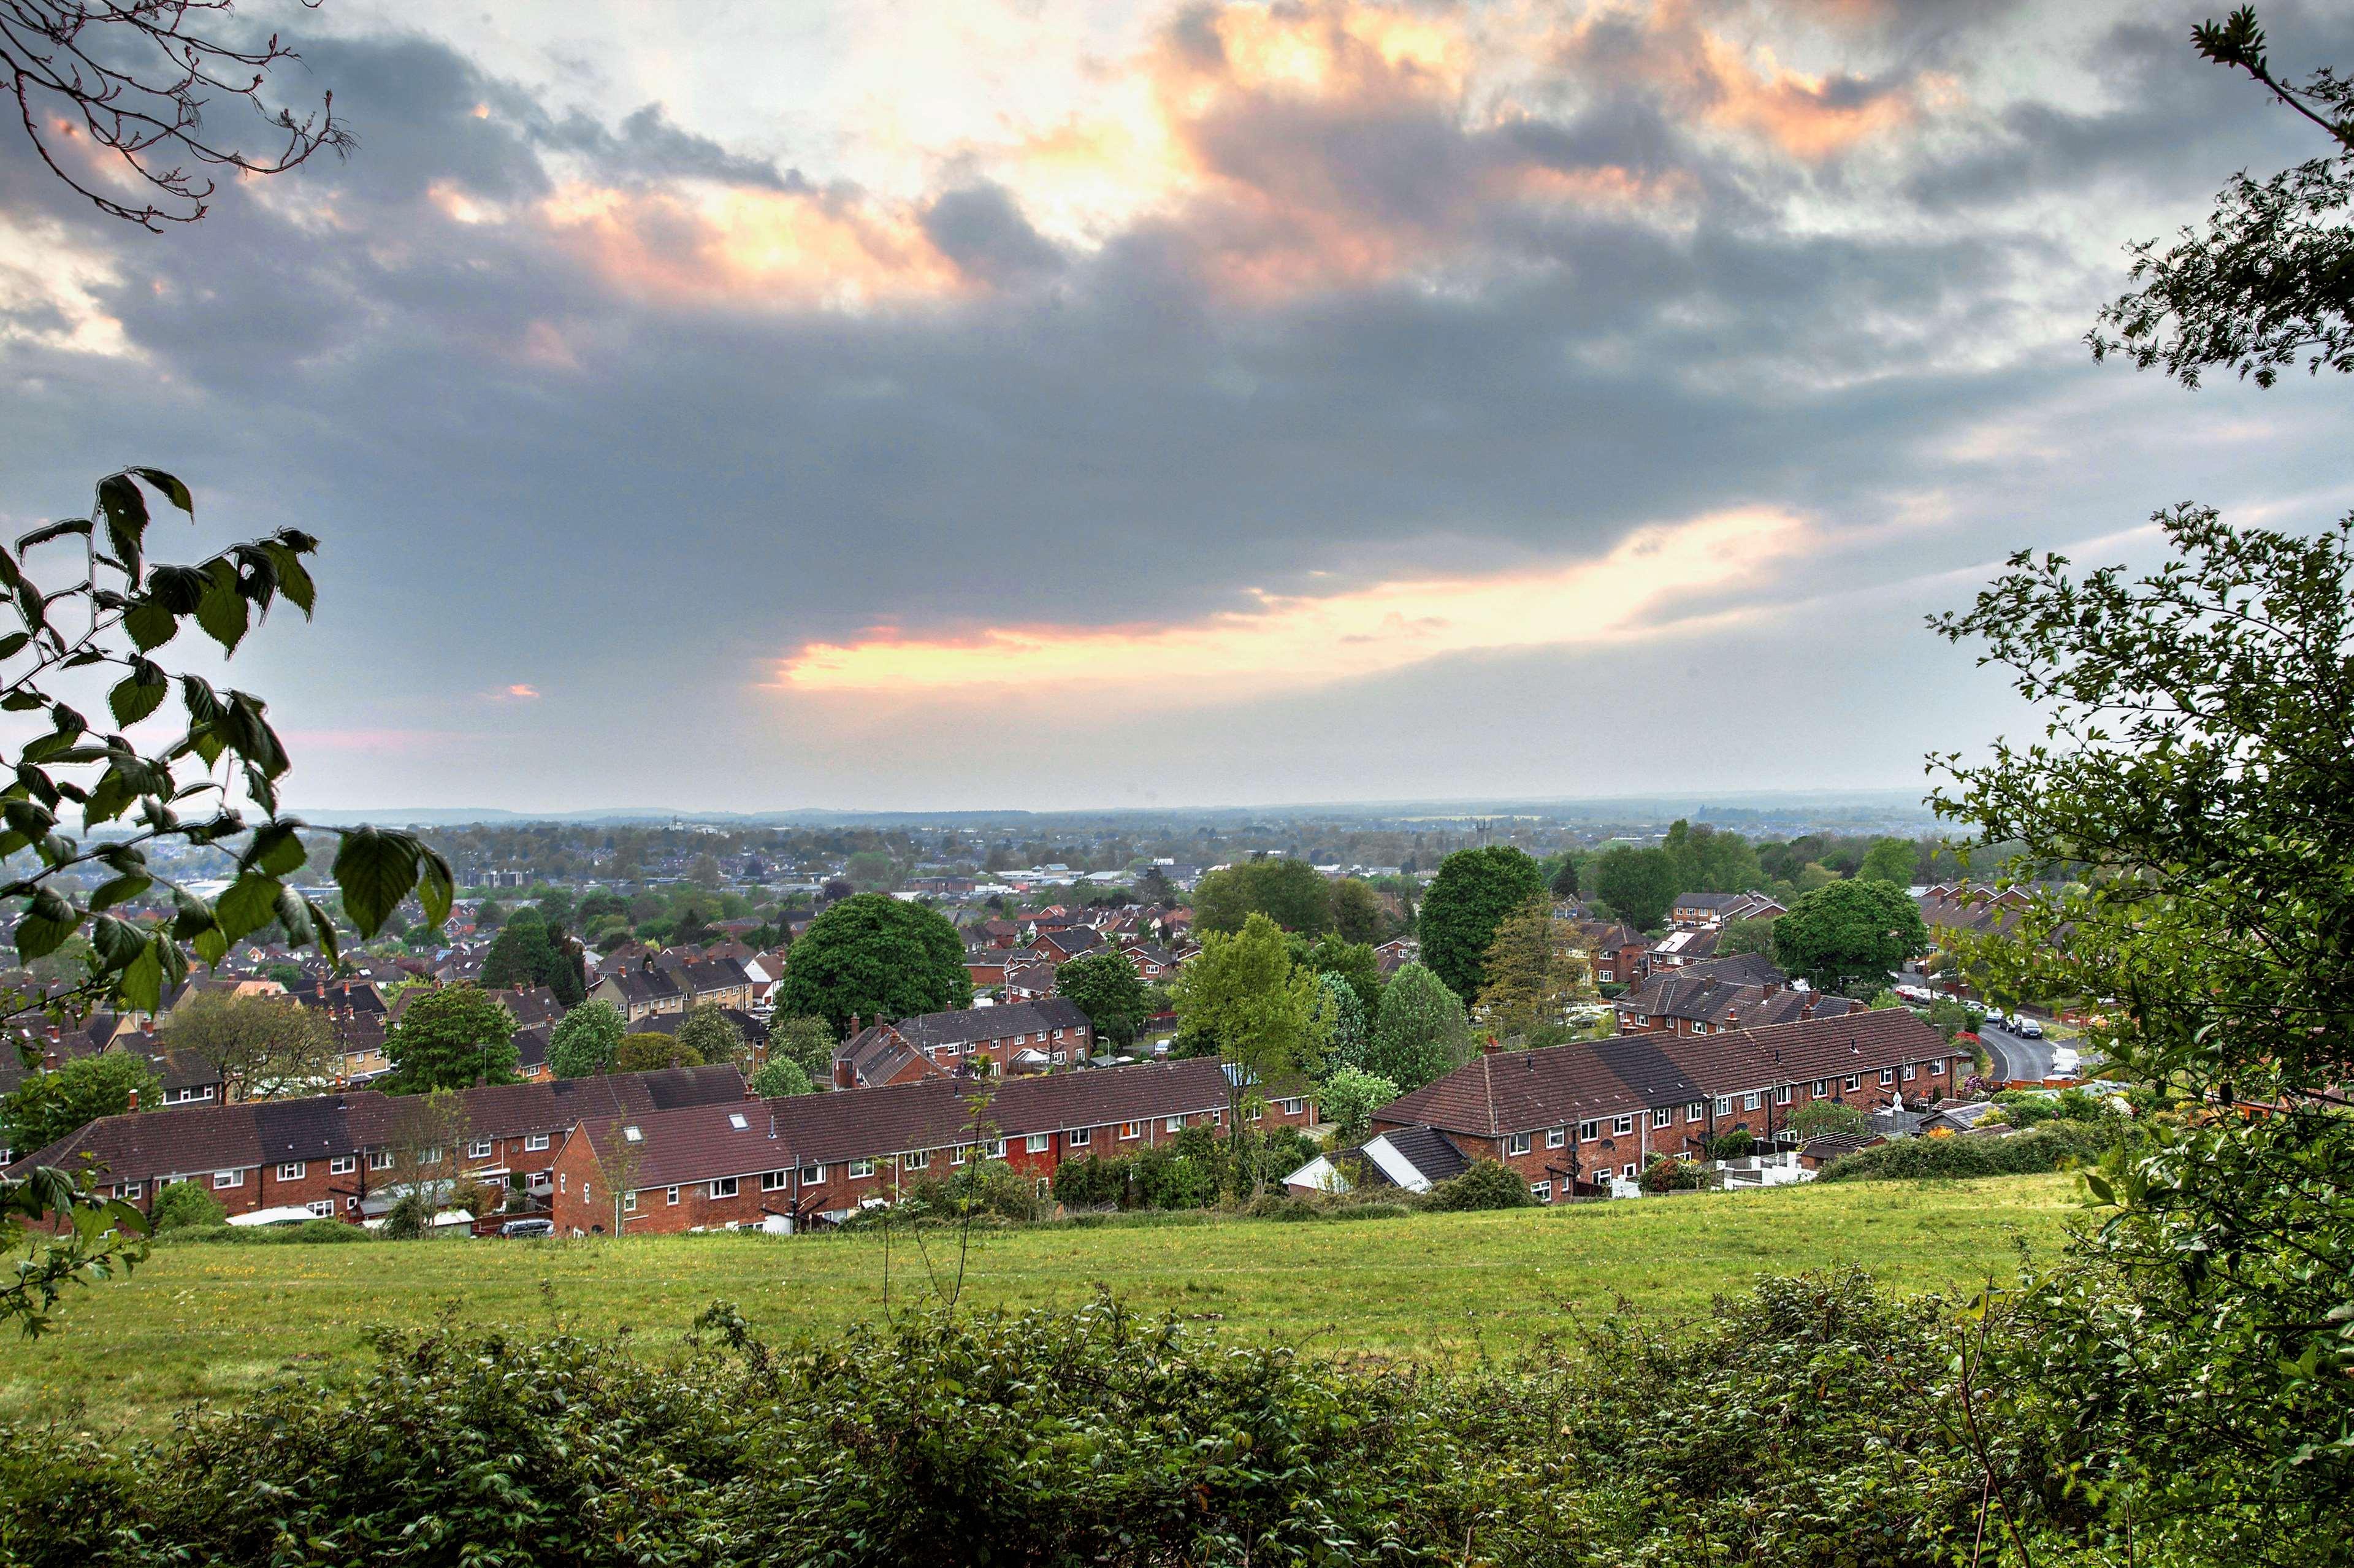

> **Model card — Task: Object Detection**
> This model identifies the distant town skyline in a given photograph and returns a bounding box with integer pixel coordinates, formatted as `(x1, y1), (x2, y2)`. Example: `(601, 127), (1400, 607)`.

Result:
(4, 1), (2348, 811)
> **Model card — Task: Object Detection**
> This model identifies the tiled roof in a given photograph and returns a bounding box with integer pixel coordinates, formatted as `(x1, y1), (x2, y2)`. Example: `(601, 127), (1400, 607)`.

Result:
(891, 998), (1090, 1050)
(1363, 1123), (1470, 1188)
(576, 1057), (1229, 1188)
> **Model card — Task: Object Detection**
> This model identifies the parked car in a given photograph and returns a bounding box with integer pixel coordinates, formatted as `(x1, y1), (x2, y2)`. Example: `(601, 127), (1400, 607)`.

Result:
(2049, 1046), (2081, 1077)
(498, 1217), (555, 1238)
(2016, 1015), (2043, 1039)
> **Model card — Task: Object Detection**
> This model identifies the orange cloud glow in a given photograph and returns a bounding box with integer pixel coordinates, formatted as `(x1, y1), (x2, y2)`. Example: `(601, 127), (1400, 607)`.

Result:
(774, 507), (1810, 697)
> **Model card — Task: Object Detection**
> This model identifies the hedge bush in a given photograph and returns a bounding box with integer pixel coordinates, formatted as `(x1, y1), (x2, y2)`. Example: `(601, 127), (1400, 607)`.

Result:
(155, 1219), (373, 1247)
(1817, 1121), (2117, 1182)
(1422, 1160), (1534, 1212)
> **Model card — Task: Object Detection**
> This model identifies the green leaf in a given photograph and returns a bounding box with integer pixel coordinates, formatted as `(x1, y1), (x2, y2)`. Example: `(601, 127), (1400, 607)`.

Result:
(107, 666), (168, 727)
(304, 898), (342, 968)
(0, 632), (26, 660)
(273, 884), (314, 945)
(244, 820), (310, 879)
(213, 871), (283, 942)
(122, 597), (178, 652)
(191, 923), (227, 968)
(332, 826), (420, 939)
(195, 563), (249, 652)
(15, 518), (91, 551)
(115, 938), (166, 1015)
(12, 886), (80, 958)
(129, 468), (193, 516)
(257, 541), (315, 616)
(416, 844), (455, 928)
(89, 871), (151, 911)
(87, 913), (147, 969)
(96, 473), (150, 584)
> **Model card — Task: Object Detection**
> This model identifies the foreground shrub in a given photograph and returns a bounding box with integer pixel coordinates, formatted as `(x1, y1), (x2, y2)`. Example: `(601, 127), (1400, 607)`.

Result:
(148, 1182), (226, 1233)
(156, 1218), (372, 1246)
(1422, 1160), (1533, 1212)
(1819, 1122), (2115, 1182)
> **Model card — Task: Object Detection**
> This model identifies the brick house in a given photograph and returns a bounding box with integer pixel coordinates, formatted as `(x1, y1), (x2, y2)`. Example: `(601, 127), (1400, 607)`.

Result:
(1371, 1009), (1960, 1203)
(835, 998), (1096, 1085)
(589, 960), (686, 1024)
(1613, 966), (1864, 1038)
(12, 1063), (747, 1223)
(548, 1057), (1232, 1234)
(1568, 922), (1648, 987)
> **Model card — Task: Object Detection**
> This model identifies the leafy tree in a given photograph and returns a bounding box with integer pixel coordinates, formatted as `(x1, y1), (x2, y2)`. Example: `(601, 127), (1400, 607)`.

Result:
(1925, 997), (1974, 1044)
(1708, 1129), (1756, 1160)
(262, 962), (304, 988)
(615, 1034), (700, 1073)
(670, 904), (716, 949)
(531, 888), (576, 930)
(1660, 819), (1763, 895)
(474, 900), (508, 931)
(1787, 1101), (1870, 1141)
(381, 985), (520, 1093)
(1318, 1066), (1397, 1143)
(769, 1015), (838, 1083)
(1326, 877), (1385, 944)
(1169, 914), (1329, 1167)
(687, 853), (724, 890)
(150, 1180), (226, 1233)
(1, 1051), (161, 1155)
(1423, 1160), (1533, 1212)
(545, 1000), (625, 1079)
(1055, 951), (1149, 1047)
(162, 990), (338, 1101)
(1770, 881), (1927, 996)
(1417, 846), (1545, 1003)
(1591, 846), (1677, 932)
(1548, 855), (1580, 899)
(1286, 931), (1383, 1019)
(1363, 962), (1472, 1094)
(1857, 837), (1916, 885)
(771, 894), (971, 1037)
(1314, 973), (1367, 1076)
(675, 1006), (748, 1068)
(843, 850), (897, 890)
(1475, 895), (1589, 1041)
(476, 906), (557, 992)
(1133, 866), (1178, 908)
(749, 1058), (815, 1098)
(575, 889), (627, 928)
(1716, 916), (1777, 960)
(1191, 858), (1333, 936)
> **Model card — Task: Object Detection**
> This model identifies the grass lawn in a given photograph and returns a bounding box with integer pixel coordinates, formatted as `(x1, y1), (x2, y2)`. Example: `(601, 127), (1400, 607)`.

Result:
(4, 1174), (2077, 1435)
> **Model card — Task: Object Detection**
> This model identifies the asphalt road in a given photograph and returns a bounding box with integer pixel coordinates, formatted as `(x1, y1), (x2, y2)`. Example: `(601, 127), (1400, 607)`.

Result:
(1978, 1020), (2058, 1084)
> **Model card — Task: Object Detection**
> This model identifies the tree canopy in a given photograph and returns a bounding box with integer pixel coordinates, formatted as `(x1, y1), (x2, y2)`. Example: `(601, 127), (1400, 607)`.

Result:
(1055, 951), (1150, 1048)
(1475, 895), (1589, 1042)
(1768, 881), (1927, 996)
(1363, 962), (1472, 1094)
(1, 1051), (160, 1157)
(546, 1000), (624, 1079)
(1416, 846), (1545, 1004)
(382, 985), (521, 1093)
(162, 990), (338, 1101)
(1591, 845), (1677, 931)
(770, 893), (971, 1037)
(675, 1006), (749, 1068)
(1190, 859), (1333, 936)
(1169, 914), (1328, 1119)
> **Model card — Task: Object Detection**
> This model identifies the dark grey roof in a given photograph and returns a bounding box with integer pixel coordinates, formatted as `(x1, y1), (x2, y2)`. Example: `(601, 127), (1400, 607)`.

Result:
(1367, 1123), (1470, 1188)
(1591, 1035), (1710, 1106)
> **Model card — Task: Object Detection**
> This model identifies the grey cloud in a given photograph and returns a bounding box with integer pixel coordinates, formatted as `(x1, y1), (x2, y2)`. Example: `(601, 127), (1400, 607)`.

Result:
(921, 185), (1065, 285)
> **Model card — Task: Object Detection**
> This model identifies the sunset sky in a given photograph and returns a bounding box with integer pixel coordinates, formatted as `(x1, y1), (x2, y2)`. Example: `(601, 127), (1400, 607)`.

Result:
(3, 0), (2347, 812)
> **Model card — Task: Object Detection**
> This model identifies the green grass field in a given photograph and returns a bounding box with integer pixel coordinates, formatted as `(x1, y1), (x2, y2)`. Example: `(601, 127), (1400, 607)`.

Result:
(4, 1175), (2077, 1434)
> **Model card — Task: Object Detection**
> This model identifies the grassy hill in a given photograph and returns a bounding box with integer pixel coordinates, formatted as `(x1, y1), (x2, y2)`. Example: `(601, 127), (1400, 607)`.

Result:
(2, 1174), (2076, 1434)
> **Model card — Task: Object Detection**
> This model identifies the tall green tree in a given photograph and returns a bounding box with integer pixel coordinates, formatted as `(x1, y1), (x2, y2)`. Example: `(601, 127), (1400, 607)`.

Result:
(676, 1006), (749, 1068)
(381, 985), (521, 1093)
(749, 1057), (815, 1098)
(1286, 931), (1383, 1019)
(1314, 973), (1367, 1076)
(1363, 962), (1472, 1094)
(162, 990), (338, 1101)
(1857, 837), (1916, 885)
(1, 1052), (161, 1157)
(1769, 881), (1927, 996)
(769, 1015), (839, 1084)
(1055, 951), (1150, 1048)
(546, 999), (624, 1079)
(771, 893), (971, 1037)
(1417, 846), (1545, 1004)
(478, 906), (556, 990)
(1326, 877), (1386, 944)
(1191, 858), (1334, 936)
(1591, 845), (1676, 932)
(1475, 895), (1589, 1042)
(1169, 914), (1329, 1136)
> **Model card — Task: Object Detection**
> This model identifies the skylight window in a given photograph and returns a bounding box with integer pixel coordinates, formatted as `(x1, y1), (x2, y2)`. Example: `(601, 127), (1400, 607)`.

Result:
(728, 1113), (748, 1130)
(624, 1126), (643, 1142)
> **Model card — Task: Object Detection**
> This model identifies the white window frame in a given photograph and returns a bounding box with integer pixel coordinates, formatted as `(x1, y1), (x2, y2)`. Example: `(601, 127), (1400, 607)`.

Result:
(369, 1151), (395, 1171)
(276, 1161), (305, 1181)
(1025, 1133), (1049, 1154)
(1844, 1074), (1862, 1092)
(1686, 1101), (1705, 1122)
(329, 1155), (356, 1176)
(1653, 1107), (1672, 1130)
(904, 1150), (931, 1170)
(762, 1170), (789, 1191)
(709, 1176), (739, 1199)
(213, 1169), (243, 1189)
(1531, 1181), (1552, 1203)
(1546, 1127), (1565, 1149)
(1622, 1163), (1638, 1179)
(849, 1158), (874, 1178)
(800, 1164), (827, 1184)
(1776, 1086), (1793, 1106)
(525, 1133), (551, 1152)
(305, 1199), (334, 1217)
(1714, 1096), (1733, 1117)
(1613, 1114), (1634, 1137)
(1879, 1068), (1895, 1086)
(1069, 1126), (1091, 1146)
(1902, 1063), (1917, 1082)
(1578, 1120), (1598, 1142)
(1743, 1092), (1762, 1112)
(667, 1186), (681, 1205)
(1120, 1122), (1142, 1141)
(1505, 1132), (1531, 1156)
(622, 1190), (636, 1212)
(1165, 1115), (1184, 1133)
(469, 1138), (494, 1159)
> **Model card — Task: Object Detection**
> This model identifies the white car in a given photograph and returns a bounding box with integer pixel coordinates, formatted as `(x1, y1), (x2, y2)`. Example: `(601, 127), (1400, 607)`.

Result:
(2049, 1046), (2081, 1078)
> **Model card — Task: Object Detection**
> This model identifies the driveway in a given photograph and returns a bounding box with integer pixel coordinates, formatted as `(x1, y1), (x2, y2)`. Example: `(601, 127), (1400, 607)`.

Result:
(1978, 1020), (2058, 1083)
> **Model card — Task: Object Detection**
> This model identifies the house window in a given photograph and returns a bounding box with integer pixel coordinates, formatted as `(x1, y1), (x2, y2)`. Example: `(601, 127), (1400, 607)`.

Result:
(1714, 1096), (1733, 1117)
(1613, 1115), (1634, 1137)
(469, 1138), (494, 1159)
(709, 1177), (739, 1199)
(762, 1171), (789, 1191)
(213, 1170), (242, 1189)
(905, 1150), (930, 1170)
(419, 1146), (443, 1165)
(329, 1155), (356, 1176)
(1653, 1107), (1672, 1129)
(1743, 1092), (1762, 1112)
(305, 1199), (334, 1217)
(952, 1146), (968, 1165)
(1812, 1079), (1828, 1098)
(1844, 1074), (1862, 1092)
(1578, 1120), (1598, 1142)
(1120, 1122), (1142, 1141)
(667, 1187), (680, 1205)
(982, 1138), (1005, 1159)
(622, 1191), (637, 1212)
(1622, 1163), (1638, 1179)
(525, 1133), (551, 1152)
(1050, 1051), (1067, 1065)
(120, 1182), (143, 1200)
(1025, 1134), (1049, 1154)
(559, 1174), (566, 1193)
(849, 1159), (874, 1178)
(277, 1161), (305, 1181)
(582, 1184), (590, 1205)
(369, 1152), (396, 1171)
(1902, 1064), (1917, 1081)
(1598, 968), (1613, 982)
(1166, 1115), (1184, 1133)
(1776, 1086), (1793, 1106)
(1686, 1101), (1705, 1122)
(1069, 1126), (1091, 1146)
(800, 1165), (827, 1184)
(1546, 1127), (1565, 1149)
(1505, 1132), (1531, 1156)
(1879, 1068), (1895, 1086)
(1278, 1098), (1302, 1116)
(1531, 1181), (1553, 1203)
